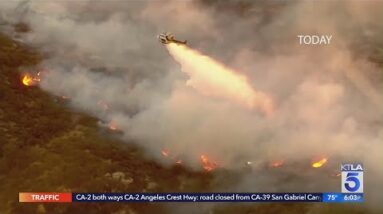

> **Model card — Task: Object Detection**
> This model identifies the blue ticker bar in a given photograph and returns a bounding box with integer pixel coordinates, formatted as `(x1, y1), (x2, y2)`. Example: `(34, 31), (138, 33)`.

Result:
(322, 193), (364, 203)
(70, 193), (363, 203)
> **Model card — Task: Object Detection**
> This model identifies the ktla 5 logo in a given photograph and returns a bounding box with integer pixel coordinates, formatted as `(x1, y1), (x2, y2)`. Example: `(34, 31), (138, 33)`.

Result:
(341, 163), (363, 193)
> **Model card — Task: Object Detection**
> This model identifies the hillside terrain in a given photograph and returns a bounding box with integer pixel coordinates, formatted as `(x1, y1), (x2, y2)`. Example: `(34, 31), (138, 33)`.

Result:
(1, 28), (381, 213)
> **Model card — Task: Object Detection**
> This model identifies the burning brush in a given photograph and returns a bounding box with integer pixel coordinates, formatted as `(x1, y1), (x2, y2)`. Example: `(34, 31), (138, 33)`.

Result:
(21, 72), (41, 86)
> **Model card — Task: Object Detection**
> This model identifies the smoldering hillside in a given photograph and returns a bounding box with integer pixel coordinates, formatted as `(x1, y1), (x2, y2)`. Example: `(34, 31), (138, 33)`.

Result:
(1, 0), (382, 212)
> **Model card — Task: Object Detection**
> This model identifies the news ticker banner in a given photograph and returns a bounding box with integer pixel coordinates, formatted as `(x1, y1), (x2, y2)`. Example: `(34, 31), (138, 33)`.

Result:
(19, 163), (364, 204)
(19, 192), (363, 203)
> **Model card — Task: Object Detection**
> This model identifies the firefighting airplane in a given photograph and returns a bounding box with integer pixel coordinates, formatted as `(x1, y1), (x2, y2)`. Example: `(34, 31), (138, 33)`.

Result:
(158, 32), (187, 45)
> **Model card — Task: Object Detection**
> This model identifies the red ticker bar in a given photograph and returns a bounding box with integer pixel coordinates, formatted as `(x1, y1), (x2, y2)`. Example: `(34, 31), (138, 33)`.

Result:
(19, 192), (72, 203)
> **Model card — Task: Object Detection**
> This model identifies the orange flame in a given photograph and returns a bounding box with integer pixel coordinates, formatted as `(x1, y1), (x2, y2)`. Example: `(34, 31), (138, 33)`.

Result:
(200, 154), (218, 172)
(160, 150), (218, 170)
(331, 171), (341, 177)
(21, 73), (40, 86)
(270, 160), (284, 168)
(161, 149), (170, 157)
(108, 121), (118, 131)
(22, 74), (33, 86)
(167, 43), (274, 115)
(160, 149), (183, 165)
(22, 74), (37, 86)
(312, 158), (328, 168)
